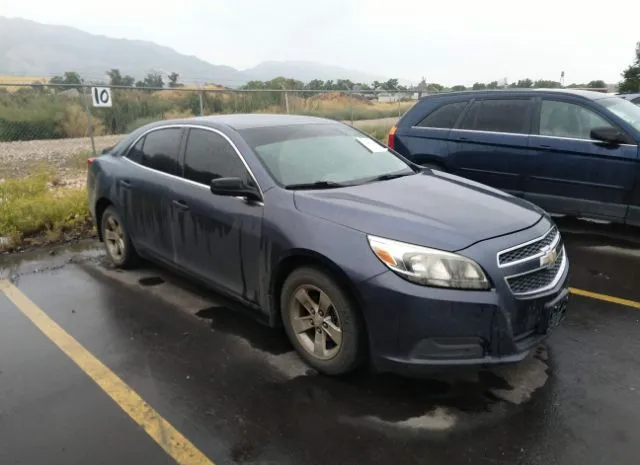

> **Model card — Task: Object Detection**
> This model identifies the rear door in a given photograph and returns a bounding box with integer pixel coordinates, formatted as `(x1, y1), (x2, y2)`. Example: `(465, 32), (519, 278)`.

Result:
(394, 99), (468, 165)
(526, 98), (637, 221)
(171, 127), (264, 302)
(447, 97), (534, 196)
(120, 127), (184, 261)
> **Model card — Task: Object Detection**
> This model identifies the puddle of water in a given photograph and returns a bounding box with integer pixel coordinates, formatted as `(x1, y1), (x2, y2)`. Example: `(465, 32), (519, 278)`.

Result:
(0, 240), (102, 280)
(196, 306), (293, 355)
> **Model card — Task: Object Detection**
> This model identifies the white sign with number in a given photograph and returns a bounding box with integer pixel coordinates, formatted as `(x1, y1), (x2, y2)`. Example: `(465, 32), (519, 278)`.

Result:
(91, 87), (112, 107)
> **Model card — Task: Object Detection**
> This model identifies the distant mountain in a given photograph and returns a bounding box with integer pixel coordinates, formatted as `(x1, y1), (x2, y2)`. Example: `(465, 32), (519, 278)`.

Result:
(0, 17), (402, 88)
(243, 60), (390, 85)
(0, 17), (246, 86)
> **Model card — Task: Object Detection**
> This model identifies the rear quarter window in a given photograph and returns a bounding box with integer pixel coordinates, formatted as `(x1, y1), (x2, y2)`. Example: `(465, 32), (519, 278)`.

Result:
(416, 101), (468, 128)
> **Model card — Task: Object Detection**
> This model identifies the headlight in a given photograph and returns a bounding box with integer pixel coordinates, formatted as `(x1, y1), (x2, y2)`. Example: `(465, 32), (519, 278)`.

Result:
(367, 235), (490, 290)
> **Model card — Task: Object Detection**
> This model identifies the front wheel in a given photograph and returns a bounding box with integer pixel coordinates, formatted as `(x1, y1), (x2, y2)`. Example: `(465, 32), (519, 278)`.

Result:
(281, 267), (366, 375)
(101, 206), (138, 268)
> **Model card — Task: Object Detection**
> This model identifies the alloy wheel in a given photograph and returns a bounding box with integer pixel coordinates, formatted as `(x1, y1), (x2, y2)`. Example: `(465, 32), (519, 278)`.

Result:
(103, 215), (126, 262)
(289, 284), (343, 360)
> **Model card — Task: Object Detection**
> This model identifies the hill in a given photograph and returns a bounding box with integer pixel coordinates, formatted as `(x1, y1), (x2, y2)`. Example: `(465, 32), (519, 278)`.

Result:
(0, 17), (400, 87)
(243, 60), (389, 84)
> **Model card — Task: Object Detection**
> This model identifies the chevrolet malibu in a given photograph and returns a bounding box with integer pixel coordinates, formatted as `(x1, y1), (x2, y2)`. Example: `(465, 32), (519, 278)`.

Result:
(87, 114), (569, 376)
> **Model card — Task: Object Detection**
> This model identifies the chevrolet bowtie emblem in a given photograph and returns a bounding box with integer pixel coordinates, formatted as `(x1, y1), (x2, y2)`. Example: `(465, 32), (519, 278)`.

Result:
(540, 247), (558, 267)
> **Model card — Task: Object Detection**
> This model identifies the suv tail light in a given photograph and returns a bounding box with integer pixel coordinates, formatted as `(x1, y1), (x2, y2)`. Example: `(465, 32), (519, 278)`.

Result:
(387, 126), (397, 149)
(87, 157), (96, 167)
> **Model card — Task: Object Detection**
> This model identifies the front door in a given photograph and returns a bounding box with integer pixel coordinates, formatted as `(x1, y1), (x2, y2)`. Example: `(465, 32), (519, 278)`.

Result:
(447, 97), (534, 196)
(526, 98), (637, 221)
(171, 127), (263, 302)
(119, 127), (185, 261)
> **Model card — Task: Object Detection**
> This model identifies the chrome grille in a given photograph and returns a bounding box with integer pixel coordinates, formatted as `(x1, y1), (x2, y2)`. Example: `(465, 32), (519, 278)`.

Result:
(506, 248), (565, 296)
(498, 227), (558, 266)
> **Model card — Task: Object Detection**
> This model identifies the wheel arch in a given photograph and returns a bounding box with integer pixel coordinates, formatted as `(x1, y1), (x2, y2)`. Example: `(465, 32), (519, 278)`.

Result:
(94, 197), (114, 241)
(269, 249), (367, 330)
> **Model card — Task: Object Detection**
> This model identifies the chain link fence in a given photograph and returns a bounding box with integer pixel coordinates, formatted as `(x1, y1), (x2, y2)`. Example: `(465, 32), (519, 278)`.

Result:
(0, 83), (418, 154)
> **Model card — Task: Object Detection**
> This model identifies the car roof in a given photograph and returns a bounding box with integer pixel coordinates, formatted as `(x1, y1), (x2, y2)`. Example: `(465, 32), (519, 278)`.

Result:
(421, 88), (611, 101)
(148, 114), (339, 131)
(617, 93), (640, 100)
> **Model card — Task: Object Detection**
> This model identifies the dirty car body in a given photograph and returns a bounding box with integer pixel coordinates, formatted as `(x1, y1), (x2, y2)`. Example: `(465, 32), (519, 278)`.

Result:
(87, 114), (569, 376)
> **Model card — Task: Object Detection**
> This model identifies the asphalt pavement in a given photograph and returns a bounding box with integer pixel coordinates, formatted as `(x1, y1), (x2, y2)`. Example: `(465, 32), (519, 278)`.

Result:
(1, 221), (639, 465)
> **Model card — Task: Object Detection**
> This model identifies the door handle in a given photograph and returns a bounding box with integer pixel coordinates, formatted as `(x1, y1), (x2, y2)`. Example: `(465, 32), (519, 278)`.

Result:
(119, 180), (131, 188)
(172, 200), (189, 211)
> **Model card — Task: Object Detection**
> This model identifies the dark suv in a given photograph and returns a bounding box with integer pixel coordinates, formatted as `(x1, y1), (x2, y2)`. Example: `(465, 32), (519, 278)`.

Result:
(389, 90), (640, 226)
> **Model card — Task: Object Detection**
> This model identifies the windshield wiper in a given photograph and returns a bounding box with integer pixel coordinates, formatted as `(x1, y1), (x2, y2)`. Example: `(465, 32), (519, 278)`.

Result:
(362, 171), (415, 183)
(284, 180), (347, 190)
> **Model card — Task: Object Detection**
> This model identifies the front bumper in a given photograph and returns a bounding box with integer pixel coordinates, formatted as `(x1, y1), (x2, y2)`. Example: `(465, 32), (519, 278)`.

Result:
(357, 256), (569, 376)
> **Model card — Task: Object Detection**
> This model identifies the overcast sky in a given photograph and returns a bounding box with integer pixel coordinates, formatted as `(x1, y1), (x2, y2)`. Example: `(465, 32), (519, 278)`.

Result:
(2, 0), (639, 85)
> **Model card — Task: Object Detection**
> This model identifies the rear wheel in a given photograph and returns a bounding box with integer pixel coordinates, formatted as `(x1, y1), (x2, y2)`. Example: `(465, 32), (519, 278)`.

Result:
(101, 206), (138, 268)
(281, 267), (365, 375)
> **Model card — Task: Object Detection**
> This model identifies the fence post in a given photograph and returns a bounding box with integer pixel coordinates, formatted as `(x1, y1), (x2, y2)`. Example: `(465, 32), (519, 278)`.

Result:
(281, 85), (290, 114)
(199, 89), (204, 116)
(82, 86), (96, 156)
(397, 94), (401, 117)
(349, 90), (354, 126)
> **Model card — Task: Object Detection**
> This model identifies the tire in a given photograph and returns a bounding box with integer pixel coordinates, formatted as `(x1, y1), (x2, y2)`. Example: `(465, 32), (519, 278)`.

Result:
(100, 206), (138, 269)
(281, 267), (365, 375)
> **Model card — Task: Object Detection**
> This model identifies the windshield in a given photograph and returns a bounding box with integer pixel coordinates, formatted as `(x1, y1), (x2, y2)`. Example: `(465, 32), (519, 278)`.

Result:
(599, 97), (640, 132)
(239, 123), (414, 188)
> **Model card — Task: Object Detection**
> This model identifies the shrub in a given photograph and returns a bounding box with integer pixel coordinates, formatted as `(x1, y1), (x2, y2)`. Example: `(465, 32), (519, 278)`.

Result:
(58, 103), (105, 137)
(0, 171), (90, 248)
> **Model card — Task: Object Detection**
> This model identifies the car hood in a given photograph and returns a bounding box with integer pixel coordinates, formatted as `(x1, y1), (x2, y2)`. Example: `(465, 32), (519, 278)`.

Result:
(293, 170), (543, 251)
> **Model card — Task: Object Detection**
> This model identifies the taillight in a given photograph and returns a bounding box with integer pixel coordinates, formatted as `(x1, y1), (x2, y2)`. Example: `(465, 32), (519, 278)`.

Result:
(387, 126), (397, 149)
(87, 157), (96, 167)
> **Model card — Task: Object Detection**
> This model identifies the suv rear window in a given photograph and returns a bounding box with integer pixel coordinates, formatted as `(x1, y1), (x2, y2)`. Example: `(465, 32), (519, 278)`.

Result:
(459, 99), (531, 134)
(417, 101), (467, 128)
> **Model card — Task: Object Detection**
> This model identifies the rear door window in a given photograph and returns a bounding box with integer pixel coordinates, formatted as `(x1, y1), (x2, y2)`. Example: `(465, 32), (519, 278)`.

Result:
(139, 128), (183, 176)
(459, 99), (531, 134)
(417, 101), (467, 128)
(183, 128), (247, 185)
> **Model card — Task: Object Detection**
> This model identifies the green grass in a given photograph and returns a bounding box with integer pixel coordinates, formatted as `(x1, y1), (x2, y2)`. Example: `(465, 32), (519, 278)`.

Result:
(363, 124), (393, 143)
(0, 170), (91, 250)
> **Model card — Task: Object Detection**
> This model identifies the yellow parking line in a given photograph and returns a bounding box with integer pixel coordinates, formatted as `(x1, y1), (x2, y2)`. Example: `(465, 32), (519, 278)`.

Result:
(569, 287), (640, 310)
(0, 279), (215, 465)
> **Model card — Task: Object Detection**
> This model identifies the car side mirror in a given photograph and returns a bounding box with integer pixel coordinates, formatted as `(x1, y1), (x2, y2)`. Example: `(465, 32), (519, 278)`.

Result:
(210, 177), (261, 201)
(590, 126), (628, 145)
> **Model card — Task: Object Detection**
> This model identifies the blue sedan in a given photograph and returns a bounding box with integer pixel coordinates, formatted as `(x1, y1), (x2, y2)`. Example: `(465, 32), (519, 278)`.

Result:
(87, 114), (569, 376)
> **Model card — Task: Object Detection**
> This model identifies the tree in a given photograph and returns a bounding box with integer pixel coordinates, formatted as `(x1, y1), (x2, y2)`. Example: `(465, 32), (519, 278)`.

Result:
(305, 79), (325, 90)
(381, 79), (399, 91)
(533, 79), (561, 88)
(451, 85), (467, 91)
(49, 71), (83, 91)
(587, 80), (607, 89)
(372, 80), (382, 91)
(336, 79), (354, 90)
(107, 69), (135, 87)
(619, 42), (640, 93)
(472, 82), (486, 90)
(512, 78), (533, 88)
(168, 72), (183, 88)
(136, 72), (164, 89)
(426, 83), (444, 92)
(486, 81), (499, 89)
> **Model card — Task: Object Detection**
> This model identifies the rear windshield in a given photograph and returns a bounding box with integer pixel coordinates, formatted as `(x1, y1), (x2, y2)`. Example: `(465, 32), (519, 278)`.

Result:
(238, 123), (413, 187)
(599, 97), (640, 132)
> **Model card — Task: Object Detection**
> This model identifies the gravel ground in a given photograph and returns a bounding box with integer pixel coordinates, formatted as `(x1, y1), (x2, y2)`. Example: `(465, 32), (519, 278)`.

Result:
(0, 135), (123, 179)
(0, 117), (398, 183)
